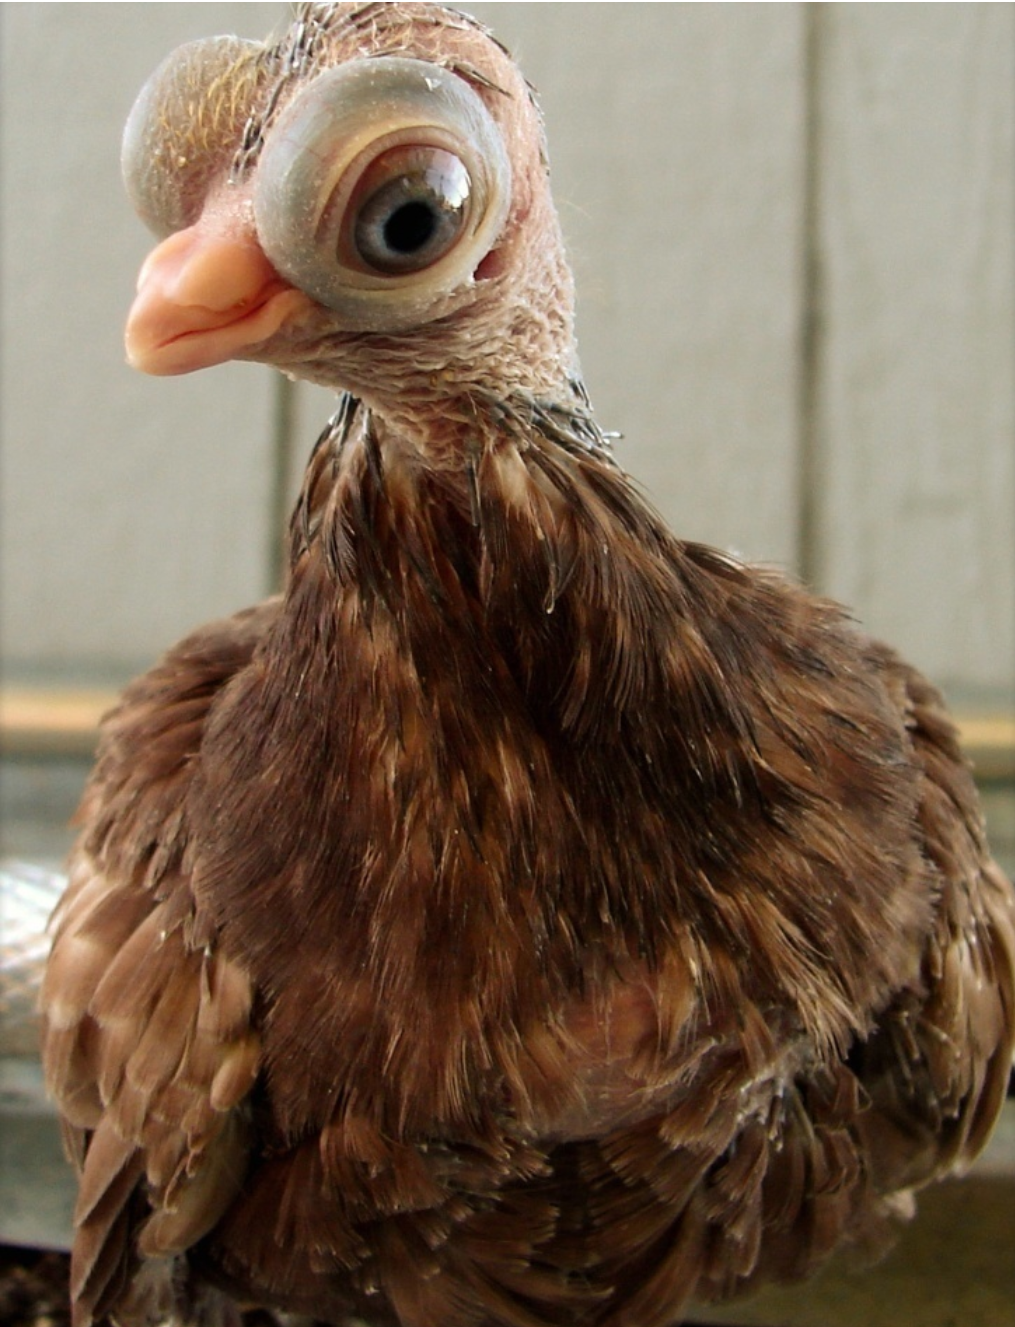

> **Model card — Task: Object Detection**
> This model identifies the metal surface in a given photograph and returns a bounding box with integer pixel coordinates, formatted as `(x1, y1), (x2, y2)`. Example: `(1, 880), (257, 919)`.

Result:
(1, 860), (64, 1056)
(1, 861), (75, 1249)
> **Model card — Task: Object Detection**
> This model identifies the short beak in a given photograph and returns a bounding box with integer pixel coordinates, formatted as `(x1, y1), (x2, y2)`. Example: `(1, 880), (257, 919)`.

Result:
(125, 226), (311, 375)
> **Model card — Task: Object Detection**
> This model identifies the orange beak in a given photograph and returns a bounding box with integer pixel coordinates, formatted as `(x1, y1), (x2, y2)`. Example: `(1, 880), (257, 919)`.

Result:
(125, 226), (311, 375)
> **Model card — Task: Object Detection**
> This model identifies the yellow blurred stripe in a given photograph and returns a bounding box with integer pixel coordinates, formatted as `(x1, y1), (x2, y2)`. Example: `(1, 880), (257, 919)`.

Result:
(1, 686), (1012, 774)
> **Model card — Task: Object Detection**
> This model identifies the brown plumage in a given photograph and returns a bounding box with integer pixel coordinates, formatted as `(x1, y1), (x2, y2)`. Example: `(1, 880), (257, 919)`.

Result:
(40, 6), (1015, 1326)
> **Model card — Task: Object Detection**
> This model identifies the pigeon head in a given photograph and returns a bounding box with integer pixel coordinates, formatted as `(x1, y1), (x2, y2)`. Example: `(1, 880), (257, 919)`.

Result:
(122, 3), (578, 437)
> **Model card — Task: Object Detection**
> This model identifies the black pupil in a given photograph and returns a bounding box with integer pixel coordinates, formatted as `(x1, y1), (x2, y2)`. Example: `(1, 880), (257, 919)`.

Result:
(384, 201), (438, 255)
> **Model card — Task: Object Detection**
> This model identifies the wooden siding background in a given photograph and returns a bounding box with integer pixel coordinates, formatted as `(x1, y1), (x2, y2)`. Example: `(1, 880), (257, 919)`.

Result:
(2, 3), (1013, 713)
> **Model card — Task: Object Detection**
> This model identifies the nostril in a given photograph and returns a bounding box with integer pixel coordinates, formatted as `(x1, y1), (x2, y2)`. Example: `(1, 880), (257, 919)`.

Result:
(172, 234), (282, 313)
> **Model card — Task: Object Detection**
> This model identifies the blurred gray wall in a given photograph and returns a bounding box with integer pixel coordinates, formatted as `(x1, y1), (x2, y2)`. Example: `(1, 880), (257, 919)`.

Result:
(2, 3), (1013, 708)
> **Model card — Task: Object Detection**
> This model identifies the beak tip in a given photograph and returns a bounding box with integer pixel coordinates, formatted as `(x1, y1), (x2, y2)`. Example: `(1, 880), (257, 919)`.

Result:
(123, 318), (158, 375)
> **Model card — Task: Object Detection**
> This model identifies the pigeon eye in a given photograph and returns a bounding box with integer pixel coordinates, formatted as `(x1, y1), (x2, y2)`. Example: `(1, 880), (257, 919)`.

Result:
(122, 35), (261, 239)
(347, 147), (471, 275)
(254, 57), (510, 332)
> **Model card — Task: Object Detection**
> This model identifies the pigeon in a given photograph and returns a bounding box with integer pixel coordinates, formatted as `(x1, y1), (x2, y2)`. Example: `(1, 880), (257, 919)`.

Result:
(40, 6), (1015, 1326)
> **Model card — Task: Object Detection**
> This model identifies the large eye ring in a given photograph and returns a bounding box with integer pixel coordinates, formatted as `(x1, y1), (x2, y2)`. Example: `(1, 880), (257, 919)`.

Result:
(254, 57), (511, 331)
(122, 35), (261, 239)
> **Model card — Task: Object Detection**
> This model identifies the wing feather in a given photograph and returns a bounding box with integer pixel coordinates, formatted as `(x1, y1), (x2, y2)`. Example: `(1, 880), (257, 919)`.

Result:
(40, 607), (275, 1326)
